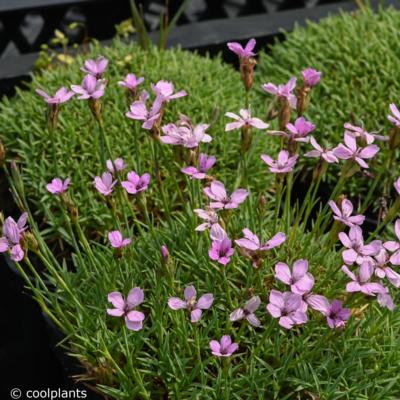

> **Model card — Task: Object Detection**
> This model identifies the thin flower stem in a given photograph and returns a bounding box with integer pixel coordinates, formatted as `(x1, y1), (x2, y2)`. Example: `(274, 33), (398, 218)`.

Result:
(273, 175), (284, 232)
(284, 172), (293, 231)
(223, 267), (233, 309)
(48, 125), (60, 176)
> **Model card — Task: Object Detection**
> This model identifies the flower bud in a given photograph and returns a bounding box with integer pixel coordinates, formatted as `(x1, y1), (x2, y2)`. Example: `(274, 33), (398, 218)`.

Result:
(25, 232), (39, 253)
(241, 125), (252, 153)
(389, 127), (400, 150)
(89, 99), (102, 122)
(296, 85), (311, 116)
(47, 104), (60, 132)
(240, 57), (257, 92)
(278, 97), (291, 131)
(161, 245), (169, 263)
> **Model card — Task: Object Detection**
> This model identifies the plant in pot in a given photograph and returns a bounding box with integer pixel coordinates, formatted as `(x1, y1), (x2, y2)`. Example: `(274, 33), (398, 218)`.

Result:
(1, 6), (400, 399)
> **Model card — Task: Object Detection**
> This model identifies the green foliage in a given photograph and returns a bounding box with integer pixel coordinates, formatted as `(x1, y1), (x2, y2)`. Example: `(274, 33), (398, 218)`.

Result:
(257, 6), (400, 195)
(1, 9), (400, 400)
(0, 40), (273, 239)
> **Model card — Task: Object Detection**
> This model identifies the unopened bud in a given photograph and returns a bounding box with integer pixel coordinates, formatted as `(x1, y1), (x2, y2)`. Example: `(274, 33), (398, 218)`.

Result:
(25, 232), (39, 253)
(161, 245), (169, 263)
(240, 57), (257, 92)
(62, 194), (79, 222)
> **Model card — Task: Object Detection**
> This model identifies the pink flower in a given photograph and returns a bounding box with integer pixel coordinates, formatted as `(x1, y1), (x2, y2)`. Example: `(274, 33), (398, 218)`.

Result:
(94, 172), (117, 196)
(388, 103), (400, 128)
(230, 296), (261, 327)
(118, 73), (144, 93)
(284, 117), (315, 142)
(328, 198), (365, 227)
(71, 75), (106, 99)
(339, 226), (381, 265)
(372, 248), (400, 287)
(121, 171), (150, 195)
(181, 153), (216, 180)
(168, 285), (214, 323)
(225, 109), (269, 131)
(36, 87), (74, 104)
(235, 229), (285, 268)
(266, 290), (308, 329)
(46, 177), (70, 194)
(383, 219), (400, 265)
(307, 296), (350, 329)
(208, 225), (234, 265)
(151, 80), (187, 105)
(108, 230), (131, 249)
(301, 68), (321, 87)
(274, 259), (314, 295)
(334, 133), (379, 168)
(106, 158), (127, 174)
(203, 180), (248, 210)
(0, 213), (28, 262)
(227, 38), (256, 58)
(377, 290), (395, 311)
(125, 90), (162, 130)
(342, 262), (386, 296)
(304, 136), (338, 163)
(81, 56), (108, 78)
(262, 77), (297, 108)
(395, 177), (400, 195)
(270, 117), (315, 142)
(107, 287), (145, 331)
(261, 150), (298, 174)
(194, 208), (219, 232)
(235, 229), (285, 251)
(160, 115), (211, 148)
(209, 335), (238, 357)
(344, 122), (387, 144)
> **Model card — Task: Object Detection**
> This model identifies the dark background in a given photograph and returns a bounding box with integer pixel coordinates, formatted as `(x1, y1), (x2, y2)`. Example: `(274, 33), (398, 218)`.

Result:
(0, 0), (357, 398)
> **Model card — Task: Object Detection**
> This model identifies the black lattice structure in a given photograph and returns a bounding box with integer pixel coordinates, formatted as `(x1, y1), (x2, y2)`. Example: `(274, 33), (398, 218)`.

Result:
(0, 0), (353, 58)
(0, 0), (130, 58)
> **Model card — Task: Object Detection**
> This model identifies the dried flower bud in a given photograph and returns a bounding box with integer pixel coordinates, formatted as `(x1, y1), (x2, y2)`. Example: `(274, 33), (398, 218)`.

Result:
(389, 127), (400, 150)
(47, 104), (60, 132)
(296, 85), (311, 116)
(240, 57), (257, 92)
(278, 97), (292, 131)
(89, 98), (102, 122)
(241, 125), (253, 153)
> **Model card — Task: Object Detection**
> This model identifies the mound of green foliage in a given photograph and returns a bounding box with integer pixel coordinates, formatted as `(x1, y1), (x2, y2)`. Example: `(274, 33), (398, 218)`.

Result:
(0, 40), (272, 241)
(257, 6), (400, 197)
(1, 7), (400, 400)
